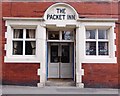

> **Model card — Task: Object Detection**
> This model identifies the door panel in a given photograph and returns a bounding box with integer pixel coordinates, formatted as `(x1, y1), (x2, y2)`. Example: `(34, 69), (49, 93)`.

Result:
(60, 64), (72, 78)
(61, 45), (70, 63)
(48, 64), (59, 78)
(48, 44), (59, 78)
(48, 43), (73, 78)
(60, 44), (72, 78)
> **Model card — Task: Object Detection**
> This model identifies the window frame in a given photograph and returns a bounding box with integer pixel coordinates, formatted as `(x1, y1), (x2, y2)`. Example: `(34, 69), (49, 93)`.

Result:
(4, 19), (41, 63)
(78, 22), (117, 63)
(85, 28), (109, 56)
(12, 28), (36, 56)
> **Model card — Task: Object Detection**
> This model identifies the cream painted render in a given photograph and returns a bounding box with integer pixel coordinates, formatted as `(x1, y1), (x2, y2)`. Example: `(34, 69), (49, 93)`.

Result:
(3, 3), (117, 88)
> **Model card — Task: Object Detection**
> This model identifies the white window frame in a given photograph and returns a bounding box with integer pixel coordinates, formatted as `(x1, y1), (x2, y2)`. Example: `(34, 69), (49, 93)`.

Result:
(85, 28), (109, 56)
(12, 28), (36, 56)
(79, 22), (117, 63)
(4, 19), (41, 63)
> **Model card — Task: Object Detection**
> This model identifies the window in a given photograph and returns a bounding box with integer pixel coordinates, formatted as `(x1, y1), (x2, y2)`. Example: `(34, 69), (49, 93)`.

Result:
(86, 29), (109, 56)
(62, 31), (74, 40)
(12, 29), (36, 55)
(48, 31), (59, 40)
(47, 30), (74, 41)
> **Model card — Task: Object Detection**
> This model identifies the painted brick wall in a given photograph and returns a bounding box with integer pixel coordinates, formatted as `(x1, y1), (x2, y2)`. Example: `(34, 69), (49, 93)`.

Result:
(2, 2), (119, 87)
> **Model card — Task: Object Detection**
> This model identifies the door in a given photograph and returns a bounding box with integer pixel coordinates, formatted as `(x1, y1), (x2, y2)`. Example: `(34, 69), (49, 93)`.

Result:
(48, 43), (73, 78)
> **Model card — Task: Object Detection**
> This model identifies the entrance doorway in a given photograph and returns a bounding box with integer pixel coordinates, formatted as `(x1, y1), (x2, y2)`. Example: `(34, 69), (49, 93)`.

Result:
(46, 30), (75, 86)
(48, 43), (73, 79)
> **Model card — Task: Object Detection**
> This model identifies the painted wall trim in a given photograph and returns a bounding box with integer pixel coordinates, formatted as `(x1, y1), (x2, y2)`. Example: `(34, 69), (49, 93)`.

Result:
(3, 17), (44, 21)
(3, 17), (118, 22)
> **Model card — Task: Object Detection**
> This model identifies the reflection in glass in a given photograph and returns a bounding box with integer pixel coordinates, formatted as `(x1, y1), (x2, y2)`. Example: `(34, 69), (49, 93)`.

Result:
(86, 42), (96, 55)
(62, 31), (73, 40)
(98, 42), (108, 55)
(86, 30), (96, 39)
(98, 30), (108, 39)
(61, 45), (70, 63)
(25, 41), (36, 55)
(48, 31), (59, 40)
(13, 41), (23, 55)
(50, 45), (58, 63)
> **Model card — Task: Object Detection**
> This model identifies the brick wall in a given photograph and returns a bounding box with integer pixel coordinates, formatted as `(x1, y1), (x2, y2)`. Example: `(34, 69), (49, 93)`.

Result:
(2, 2), (119, 87)
(2, 2), (118, 18)
(118, 1), (120, 89)
(2, 63), (40, 86)
(82, 64), (118, 88)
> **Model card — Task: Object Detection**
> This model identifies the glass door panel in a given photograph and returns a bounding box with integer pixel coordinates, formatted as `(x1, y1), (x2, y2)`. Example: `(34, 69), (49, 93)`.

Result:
(50, 45), (59, 63)
(61, 45), (70, 63)
(60, 43), (73, 78)
(48, 44), (59, 78)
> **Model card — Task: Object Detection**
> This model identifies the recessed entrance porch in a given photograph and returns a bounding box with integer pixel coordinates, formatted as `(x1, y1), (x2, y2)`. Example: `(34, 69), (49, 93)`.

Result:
(46, 29), (75, 86)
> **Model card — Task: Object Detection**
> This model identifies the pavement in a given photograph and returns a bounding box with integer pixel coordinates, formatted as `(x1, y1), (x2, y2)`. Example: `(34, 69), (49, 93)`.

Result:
(0, 85), (119, 95)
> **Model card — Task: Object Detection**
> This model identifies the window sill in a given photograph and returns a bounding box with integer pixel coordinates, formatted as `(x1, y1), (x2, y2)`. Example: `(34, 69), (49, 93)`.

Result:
(4, 56), (40, 63)
(82, 56), (117, 63)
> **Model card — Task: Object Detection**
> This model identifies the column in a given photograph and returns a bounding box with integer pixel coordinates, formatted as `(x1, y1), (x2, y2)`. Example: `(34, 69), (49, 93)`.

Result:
(76, 24), (85, 88)
(37, 24), (46, 87)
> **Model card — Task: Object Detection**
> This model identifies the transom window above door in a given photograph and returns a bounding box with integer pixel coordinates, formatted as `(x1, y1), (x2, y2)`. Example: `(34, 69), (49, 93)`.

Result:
(47, 30), (74, 41)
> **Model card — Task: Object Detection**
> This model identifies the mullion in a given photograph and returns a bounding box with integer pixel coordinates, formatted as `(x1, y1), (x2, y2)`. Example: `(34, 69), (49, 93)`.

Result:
(23, 29), (26, 56)
(96, 29), (98, 56)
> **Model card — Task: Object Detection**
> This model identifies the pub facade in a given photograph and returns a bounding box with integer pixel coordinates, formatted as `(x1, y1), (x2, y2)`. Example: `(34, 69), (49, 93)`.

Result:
(2, 1), (119, 88)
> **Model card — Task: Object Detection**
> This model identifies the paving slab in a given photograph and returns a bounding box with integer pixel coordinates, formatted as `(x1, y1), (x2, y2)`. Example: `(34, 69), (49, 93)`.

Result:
(1, 85), (119, 95)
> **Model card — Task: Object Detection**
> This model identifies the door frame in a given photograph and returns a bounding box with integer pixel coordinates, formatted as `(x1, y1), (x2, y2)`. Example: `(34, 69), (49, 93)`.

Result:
(47, 42), (75, 80)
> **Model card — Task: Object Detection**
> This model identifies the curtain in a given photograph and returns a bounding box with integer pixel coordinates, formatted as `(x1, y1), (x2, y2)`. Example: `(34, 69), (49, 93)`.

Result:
(28, 29), (36, 55)
(31, 42), (35, 55)
(13, 42), (17, 54)
(28, 29), (35, 38)
(104, 42), (108, 55)
(13, 30), (20, 54)
(86, 42), (90, 55)
(14, 29), (20, 38)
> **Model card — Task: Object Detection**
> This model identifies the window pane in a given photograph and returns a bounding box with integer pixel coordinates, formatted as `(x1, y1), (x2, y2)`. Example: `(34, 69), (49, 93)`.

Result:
(13, 41), (23, 55)
(86, 30), (96, 39)
(98, 42), (108, 55)
(61, 45), (70, 63)
(98, 30), (108, 39)
(26, 29), (36, 38)
(25, 41), (36, 55)
(62, 31), (73, 40)
(50, 45), (58, 63)
(48, 31), (59, 40)
(13, 29), (23, 38)
(86, 42), (96, 55)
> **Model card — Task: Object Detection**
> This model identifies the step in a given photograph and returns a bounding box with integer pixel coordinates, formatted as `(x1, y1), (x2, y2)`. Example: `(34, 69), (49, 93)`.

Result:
(45, 80), (75, 86)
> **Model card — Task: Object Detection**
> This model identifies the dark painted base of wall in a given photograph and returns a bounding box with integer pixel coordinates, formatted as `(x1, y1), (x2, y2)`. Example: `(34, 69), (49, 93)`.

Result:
(2, 80), (39, 86)
(84, 83), (119, 88)
(2, 81), (119, 88)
